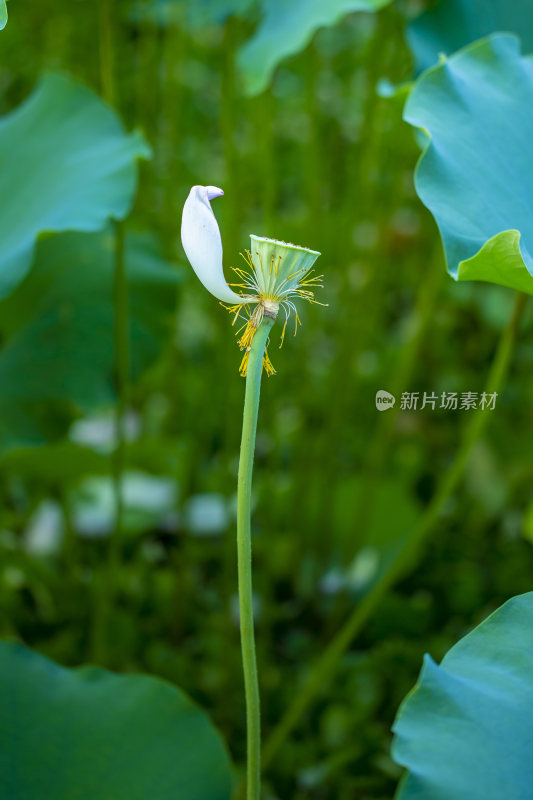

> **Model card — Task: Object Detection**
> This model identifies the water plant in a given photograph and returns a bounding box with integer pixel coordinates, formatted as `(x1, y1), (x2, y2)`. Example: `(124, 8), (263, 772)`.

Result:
(181, 183), (323, 799)
(3, 2), (533, 799)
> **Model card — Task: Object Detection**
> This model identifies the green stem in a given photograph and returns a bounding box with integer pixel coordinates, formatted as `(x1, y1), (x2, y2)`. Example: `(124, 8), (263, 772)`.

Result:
(91, 0), (129, 663)
(91, 219), (128, 663)
(99, 0), (115, 107)
(109, 215), (129, 591)
(262, 291), (527, 770)
(237, 316), (275, 800)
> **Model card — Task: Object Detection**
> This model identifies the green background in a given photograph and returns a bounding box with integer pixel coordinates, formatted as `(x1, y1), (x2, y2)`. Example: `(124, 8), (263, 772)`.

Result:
(1, 1), (533, 798)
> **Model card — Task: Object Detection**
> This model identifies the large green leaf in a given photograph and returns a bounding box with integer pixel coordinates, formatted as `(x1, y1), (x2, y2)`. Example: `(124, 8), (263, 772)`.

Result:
(0, 1), (7, 30)
(0, 642), (232, 800)
(237, 0), (391, 96)
(0, 230), (182, 448)
(392, 592), (533, 799)
(0, 72), (149, 299)
(404, 34), (533, 295)
(407, 0), (533, 75)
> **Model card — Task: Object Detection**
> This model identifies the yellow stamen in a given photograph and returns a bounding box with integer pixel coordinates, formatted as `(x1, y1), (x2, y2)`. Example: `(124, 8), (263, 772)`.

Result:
(238, 318), (258, 351)
(237, 303), (264, 350)
(279, 317), (288, 349)
(238, 347), (277, 377)
(262, 349), (276, 376)
(239, 351), (250, 377)
(225, 247), (324, 376)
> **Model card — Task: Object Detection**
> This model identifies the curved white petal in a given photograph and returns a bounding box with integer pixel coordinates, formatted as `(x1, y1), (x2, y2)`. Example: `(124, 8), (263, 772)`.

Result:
(181, 185), (244, 304)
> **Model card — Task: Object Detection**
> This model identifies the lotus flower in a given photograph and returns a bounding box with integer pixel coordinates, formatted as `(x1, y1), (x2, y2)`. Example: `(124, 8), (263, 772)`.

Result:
(181, 184), (323, 374)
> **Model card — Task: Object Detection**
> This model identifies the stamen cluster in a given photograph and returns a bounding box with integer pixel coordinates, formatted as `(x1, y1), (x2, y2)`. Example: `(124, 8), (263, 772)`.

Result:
(224, 236), (324, 376)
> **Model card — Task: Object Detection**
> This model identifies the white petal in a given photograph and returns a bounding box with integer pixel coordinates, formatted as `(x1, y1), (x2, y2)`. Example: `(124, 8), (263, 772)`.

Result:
(181, 185), (244, 304)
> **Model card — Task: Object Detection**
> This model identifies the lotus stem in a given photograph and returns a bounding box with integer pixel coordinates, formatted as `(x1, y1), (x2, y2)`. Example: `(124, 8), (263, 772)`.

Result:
(91, 0), (129, 663)
(237, 315), (275, 800)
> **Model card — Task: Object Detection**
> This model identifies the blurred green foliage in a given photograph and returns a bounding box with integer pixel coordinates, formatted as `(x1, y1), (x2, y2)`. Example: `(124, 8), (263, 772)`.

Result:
(0, 230), (180, 446)
(237, 0), (393, 95)
(0, 1), (533, 798)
